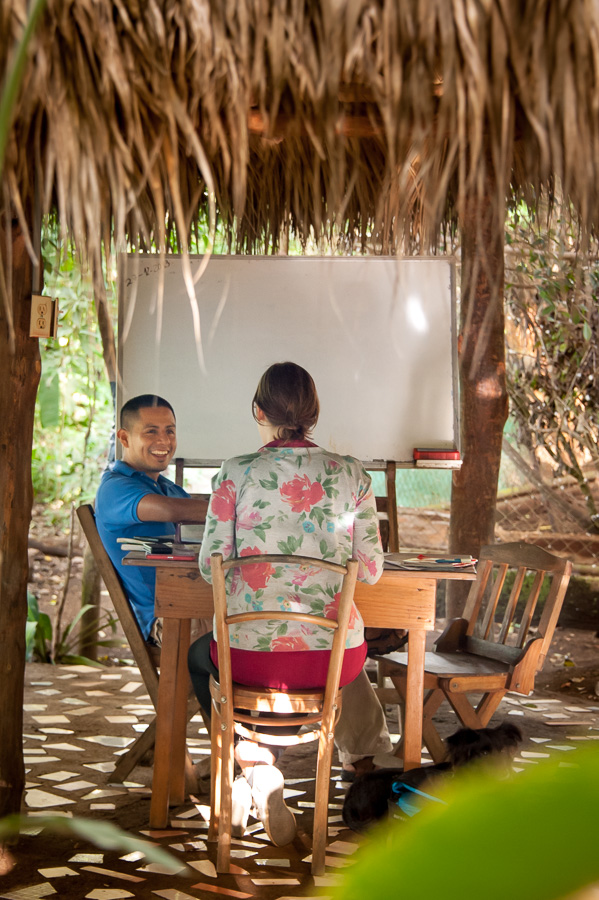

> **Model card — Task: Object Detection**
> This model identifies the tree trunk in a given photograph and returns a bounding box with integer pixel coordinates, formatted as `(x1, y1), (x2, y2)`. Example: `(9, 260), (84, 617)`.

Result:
(0, 216), (40, 818)
(447, 179), (508, 618)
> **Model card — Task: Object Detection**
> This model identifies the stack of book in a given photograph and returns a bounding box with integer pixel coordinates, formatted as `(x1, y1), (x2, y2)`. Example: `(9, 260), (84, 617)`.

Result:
(117, 537), (200, 559)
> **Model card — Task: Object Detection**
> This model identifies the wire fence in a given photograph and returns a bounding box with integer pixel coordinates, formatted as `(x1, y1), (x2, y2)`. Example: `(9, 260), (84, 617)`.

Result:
(369, 439), (599, 581)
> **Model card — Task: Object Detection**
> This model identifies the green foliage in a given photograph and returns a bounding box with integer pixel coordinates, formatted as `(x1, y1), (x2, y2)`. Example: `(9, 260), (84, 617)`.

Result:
(505, 199), (599, 519)
(33, 229), (116, 522)
(334, 747), (599, 900)
(25, 591), (52, 663)
(26, 590), (120, 666)
(0, 815), (187, 874)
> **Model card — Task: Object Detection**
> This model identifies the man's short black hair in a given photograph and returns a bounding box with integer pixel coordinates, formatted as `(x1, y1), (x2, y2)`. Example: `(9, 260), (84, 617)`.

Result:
(120, 395), (175, 429)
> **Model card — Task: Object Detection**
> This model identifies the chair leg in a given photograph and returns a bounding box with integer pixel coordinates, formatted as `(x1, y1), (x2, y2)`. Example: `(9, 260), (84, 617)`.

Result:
(445, 691), (486, 729)
(216, 720), (235, 873)
(446, 690), (507, 730)
(111, 718), (157, 782)
(390, 681), (448, 765)
(475, 691), (507, 726)
(421, 690), (449, 763)
(311, 728), (335, 876)
(208, 710), (222, 843)
(184, 750), (198, 795)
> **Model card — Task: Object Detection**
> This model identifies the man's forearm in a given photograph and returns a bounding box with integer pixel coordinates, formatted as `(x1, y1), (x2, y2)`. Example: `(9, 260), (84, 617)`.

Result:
(137, 495), (208, 523)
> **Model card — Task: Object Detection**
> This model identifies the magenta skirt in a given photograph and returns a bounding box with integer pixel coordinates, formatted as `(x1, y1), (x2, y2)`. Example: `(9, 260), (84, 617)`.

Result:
(209, 639), (367, 690)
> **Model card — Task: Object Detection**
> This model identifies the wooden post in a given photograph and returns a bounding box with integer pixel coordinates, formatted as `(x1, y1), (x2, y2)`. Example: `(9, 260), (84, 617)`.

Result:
(0, 216), (40, 818)
(385, 460), (399, 552)
(448, 167), (508, 618)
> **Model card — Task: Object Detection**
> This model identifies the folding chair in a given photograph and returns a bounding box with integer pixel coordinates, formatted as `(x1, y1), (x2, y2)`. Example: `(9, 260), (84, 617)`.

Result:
(373, 541), (572, 763)
(76, 504), (202, 785)
(207, 552), (359, 876)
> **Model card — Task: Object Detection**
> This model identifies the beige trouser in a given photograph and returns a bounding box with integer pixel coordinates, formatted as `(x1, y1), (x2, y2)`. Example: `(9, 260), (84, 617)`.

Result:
(334, 668), (393, 765)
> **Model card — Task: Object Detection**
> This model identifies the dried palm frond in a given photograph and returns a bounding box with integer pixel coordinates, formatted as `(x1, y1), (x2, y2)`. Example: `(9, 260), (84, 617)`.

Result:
(1, 0), (599, 277)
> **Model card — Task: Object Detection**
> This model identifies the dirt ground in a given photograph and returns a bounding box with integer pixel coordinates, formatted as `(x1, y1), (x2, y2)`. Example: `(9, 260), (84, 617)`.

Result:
(4, 505), (597, 899)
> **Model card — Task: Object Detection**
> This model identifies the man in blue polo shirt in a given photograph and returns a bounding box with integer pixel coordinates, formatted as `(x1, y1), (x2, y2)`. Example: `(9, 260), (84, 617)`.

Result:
(95, 394), (207, 646)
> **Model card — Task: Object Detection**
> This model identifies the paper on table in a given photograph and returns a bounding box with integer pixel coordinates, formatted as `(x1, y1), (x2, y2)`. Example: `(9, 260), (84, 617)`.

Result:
(384, 553), (476, 571)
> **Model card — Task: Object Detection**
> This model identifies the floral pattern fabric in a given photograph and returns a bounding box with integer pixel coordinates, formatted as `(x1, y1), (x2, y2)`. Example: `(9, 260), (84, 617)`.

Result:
(199, 443), (384, 651)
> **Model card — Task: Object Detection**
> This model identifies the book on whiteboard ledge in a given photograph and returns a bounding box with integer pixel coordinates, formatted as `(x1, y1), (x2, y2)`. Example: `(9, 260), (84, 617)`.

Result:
(413, 447), (462, 469)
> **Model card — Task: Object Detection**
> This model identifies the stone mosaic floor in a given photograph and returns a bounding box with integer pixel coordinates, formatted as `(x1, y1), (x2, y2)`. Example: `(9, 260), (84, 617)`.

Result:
(1, 660), (598, 900)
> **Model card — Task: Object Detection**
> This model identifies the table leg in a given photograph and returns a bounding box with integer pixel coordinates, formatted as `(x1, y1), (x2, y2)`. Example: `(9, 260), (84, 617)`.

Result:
(150, 618), (182, 828)
(168, 618), (192, 806)
(402, 627), (426, 770)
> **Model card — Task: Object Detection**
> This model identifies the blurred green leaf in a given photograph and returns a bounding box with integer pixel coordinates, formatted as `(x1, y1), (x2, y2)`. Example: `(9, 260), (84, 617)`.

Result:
(0, 815), (188, 874)
(38, 371), (60, 428)
(335, 748), (599, 900)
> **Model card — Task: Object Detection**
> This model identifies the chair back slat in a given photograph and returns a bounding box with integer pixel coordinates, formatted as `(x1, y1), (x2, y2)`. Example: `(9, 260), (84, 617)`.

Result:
(481, 562), (509, 640)
(221, 554), (348, 576)
(516, 568), (545, 648)
(497, 565), (527, 643)
(535, 559), (573, 665)
(464, 559), (494, 634)
(226, 610), (338, 629)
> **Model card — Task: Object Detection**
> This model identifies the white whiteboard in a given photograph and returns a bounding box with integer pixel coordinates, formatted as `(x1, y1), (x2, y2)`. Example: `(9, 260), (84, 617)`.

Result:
(118, 255), (458, 464)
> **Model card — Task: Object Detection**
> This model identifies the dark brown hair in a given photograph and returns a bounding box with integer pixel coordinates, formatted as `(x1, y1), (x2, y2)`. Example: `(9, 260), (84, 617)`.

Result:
(252, 362), (319, 442)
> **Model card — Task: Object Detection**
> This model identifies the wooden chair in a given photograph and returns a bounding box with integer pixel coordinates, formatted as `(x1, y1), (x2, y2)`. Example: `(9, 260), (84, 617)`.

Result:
(76, 504), (201, 785)
(373, 541), (572, 763)
(207, 552), (359, 876)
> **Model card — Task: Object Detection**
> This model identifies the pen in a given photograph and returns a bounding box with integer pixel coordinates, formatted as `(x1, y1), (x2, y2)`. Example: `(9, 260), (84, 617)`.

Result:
(416, 555), (473, 564)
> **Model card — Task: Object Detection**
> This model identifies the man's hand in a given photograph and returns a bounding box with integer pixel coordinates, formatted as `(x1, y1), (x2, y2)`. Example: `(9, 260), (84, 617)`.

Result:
(137, 495), (208, 523)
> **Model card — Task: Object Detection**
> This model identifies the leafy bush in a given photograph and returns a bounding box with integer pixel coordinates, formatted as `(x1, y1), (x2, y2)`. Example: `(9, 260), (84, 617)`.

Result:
(26, 590), (120, 666)
(33, 229), (116, 523)
(505, 199), (599, 521)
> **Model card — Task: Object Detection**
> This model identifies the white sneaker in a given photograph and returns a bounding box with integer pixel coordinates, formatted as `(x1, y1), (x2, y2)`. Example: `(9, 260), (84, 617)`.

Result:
(231, 776), (252, 837)
(249, 764), (296, 846)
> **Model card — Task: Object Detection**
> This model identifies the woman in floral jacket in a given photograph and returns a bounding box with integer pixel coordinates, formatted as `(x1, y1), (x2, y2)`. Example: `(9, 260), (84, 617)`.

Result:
(188, 362), (387, 845)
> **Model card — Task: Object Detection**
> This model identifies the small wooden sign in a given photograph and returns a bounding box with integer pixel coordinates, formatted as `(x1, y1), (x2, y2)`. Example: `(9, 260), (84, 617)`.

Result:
(30, 294), (59, 338)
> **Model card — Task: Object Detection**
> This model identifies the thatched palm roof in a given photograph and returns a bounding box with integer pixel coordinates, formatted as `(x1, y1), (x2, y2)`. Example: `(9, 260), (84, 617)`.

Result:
(3, 0), (599, 264)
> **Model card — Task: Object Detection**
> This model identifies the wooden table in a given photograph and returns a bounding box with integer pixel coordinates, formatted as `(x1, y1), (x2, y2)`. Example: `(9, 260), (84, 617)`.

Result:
(123, 554), (475, 828)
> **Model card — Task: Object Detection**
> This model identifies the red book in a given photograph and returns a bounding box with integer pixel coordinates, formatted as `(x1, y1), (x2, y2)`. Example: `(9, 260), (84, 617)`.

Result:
(146, 553), (196, 560)
(413, 448), (461, 460)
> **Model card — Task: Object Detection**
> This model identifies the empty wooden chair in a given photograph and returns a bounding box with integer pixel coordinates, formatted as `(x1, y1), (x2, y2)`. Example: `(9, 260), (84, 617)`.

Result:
(207, 552), (359, 876)
(76, 503), (201, 785)
(373, 541), (572, 763)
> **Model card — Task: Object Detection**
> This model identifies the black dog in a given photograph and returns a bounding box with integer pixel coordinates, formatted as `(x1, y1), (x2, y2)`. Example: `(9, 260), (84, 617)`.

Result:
(342, 722), (522, 832)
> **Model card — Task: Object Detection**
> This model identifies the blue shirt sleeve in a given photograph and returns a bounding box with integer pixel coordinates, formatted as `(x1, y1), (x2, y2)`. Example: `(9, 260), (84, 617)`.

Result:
(94, 463), (189, 639)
